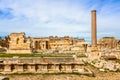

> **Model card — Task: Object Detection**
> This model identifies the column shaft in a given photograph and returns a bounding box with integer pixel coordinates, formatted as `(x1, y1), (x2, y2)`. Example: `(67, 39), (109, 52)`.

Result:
(92, 10), (97, 47)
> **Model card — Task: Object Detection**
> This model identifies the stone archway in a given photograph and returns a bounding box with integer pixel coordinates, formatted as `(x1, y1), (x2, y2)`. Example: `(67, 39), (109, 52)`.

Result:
(35, 41), (40, 50)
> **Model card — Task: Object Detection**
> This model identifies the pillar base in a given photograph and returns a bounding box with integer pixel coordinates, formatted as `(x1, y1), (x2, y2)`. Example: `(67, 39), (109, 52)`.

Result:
(90, 46), (100, 60)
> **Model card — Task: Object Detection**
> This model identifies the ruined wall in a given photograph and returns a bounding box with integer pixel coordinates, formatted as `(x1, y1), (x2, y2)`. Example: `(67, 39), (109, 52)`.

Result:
(6, 32), (88, 53)
(31, 38), (49, 50)
(32, 36), (88, 53)
(0, 57), (92, 74)
(7, 32), (32, 53)
(48, 37), (71, 50)
(97, 37), (119, 50)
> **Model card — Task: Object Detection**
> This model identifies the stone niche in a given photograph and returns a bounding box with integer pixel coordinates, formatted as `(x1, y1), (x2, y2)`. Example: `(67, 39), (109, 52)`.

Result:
(7, 32), (32, 53)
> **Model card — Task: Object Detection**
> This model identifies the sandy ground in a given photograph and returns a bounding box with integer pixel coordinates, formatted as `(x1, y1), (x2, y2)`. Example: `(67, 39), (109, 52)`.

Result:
(1, 72), (119, 80)
(2, 66), (120, 80)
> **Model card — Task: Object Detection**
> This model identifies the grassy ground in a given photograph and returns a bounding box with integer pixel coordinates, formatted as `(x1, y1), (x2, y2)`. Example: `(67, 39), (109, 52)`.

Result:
(0, 53), (86, 58)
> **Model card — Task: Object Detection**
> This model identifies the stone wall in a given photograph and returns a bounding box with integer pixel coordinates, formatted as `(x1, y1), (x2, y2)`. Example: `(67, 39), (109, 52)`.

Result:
(7, 32), (88, 53)
(7, 32), (32, 53)
(97, 37), (119, 50)
(0, 57), (92, 74)
(32, 37), (88, 53)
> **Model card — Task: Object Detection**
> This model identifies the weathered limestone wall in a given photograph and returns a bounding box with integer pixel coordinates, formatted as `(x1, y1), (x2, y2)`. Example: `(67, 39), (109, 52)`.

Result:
(7, 32), (32, 53)
(7, 50), (32, 54)
(97, 37), (119, 50)
(0, 57), (92, 74)
(6, 32), (88, 53)
(31, 36), (88, 53)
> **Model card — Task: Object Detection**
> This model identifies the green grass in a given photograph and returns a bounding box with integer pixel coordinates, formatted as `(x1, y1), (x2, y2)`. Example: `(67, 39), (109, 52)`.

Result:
(0, 72), (94, 77)
(0, 53), (86, 58)
(0, 53), (69, 57)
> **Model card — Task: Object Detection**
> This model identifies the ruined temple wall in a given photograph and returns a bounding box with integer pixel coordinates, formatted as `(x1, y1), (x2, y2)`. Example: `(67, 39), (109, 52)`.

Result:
(0, 57), (92, 74)
(32, 37), (88, 52)
(7, 32), (89, 53)
(8, 32), (31, 50)
(7, 50), (32, 54)
(7, 32), (32, 53)
(97, 37), (119, 50)
(31, 38), (49, 50)
(48, 39), (72, 49)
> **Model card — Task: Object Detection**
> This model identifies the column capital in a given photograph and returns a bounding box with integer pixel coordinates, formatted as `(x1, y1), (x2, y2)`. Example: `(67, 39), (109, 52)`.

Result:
(91, 10), (96, 12)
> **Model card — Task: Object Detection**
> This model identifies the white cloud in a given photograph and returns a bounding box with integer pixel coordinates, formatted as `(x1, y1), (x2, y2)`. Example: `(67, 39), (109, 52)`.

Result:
(0, 0), (120, 40)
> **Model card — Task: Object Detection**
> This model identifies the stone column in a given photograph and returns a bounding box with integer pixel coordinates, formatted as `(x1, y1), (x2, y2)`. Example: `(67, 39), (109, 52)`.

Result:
(4, 64), (11, 72)
(47, 64), (55, 73)
(41, 64), (48, 73)
(91, 10), (97, 47)
(90, 10), (100, 60)
(54, 64), (60, 72)
(72, 64), (78, 72)
(17, 64), (24, 72)
(28, 64), (36, 72)
(36, 64), (42, 73)
(65, 64), (72, 72)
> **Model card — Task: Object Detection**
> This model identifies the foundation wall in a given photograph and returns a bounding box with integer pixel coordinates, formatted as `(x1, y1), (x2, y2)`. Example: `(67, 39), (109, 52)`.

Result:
(0, 58), (92, 74)
(0, 63), (91, 74)
(7, 50), (32, 54)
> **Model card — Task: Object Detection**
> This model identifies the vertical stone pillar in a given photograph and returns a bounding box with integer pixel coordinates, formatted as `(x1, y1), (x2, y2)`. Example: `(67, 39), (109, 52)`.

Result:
(47, 64), (55, 73)
(4, 64), (11, 72)
(41, 63), (48, 73)
(17, 64), (24, 72)
(13, 65), (18, 72)
(90, 10), (100, 60)
(44, 41), (46, 49)
(91, 10), (97, 47)
(65, 64), (72, 72)
(28, 64), (36, 72)
(54, 64), (60, 72)
(60, 64), (66, 72)
(36, 64), (42, 73)
(72, 64), (78, 72)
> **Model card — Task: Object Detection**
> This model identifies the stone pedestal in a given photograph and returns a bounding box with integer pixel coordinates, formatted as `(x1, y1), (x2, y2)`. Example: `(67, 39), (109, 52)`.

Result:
(41, 64), (48, 73)
(60, 64), (72, 72)
(72, 64), (79, 72)
(65, 64), (72, 72)
(54, 64), (60, 72)
(17, 64), (23, 72)
(90, 47), (100, 60)
(36, 64), (42, 73)
(4, 64), (11, 72)
(60, 64), (66, 72)
(47, 64), (55, 73)
(28, 64), (36, 72)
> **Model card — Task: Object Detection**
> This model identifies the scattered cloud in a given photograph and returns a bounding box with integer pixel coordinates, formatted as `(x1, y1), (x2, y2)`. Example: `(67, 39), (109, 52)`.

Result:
(0, 0), (120, 41)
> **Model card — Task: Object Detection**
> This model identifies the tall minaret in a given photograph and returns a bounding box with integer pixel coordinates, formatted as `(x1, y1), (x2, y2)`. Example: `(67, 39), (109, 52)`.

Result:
(91, 10), (97, 47)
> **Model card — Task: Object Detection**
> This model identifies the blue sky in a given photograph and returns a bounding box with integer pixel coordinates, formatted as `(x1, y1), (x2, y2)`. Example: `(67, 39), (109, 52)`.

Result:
(0, 0), (120, 42)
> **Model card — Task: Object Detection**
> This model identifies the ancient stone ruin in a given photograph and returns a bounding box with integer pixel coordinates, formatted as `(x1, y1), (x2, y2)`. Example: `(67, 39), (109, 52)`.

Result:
(0, 57), (92, 75)
(7, 32), (32, 53)
(0, 10), (120, 75)
(6, 32), (88, 54)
